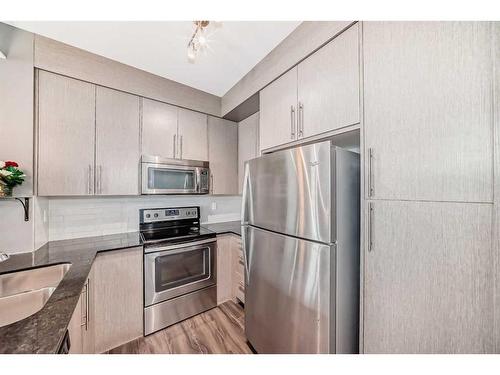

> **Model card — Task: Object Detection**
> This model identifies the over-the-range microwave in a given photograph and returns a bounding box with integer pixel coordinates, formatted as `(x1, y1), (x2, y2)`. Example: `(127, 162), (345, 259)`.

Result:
(141, 155), (210, 195)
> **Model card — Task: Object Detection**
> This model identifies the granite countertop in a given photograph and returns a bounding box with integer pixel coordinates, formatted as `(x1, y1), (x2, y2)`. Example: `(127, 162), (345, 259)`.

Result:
(201, 221), (242, 236)
(0, 232), (142, 354)
(0, 222), (240, 354)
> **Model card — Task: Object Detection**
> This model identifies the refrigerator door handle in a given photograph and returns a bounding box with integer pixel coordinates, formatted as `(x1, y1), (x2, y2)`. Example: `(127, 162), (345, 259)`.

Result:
(241, 162), (251, 225)
(241, 225), (250, 285)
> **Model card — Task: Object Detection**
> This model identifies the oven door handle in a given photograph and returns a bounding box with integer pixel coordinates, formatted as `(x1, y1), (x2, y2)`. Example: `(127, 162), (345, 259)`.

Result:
(144, 238), (216, 254)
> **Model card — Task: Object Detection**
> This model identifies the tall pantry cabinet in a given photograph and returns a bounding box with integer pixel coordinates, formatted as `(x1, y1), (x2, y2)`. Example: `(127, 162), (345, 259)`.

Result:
(362, 22), (495, 353)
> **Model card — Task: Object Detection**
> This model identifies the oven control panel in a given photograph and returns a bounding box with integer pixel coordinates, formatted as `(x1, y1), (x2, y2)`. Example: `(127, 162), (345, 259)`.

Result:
(140, 207), (199, 223)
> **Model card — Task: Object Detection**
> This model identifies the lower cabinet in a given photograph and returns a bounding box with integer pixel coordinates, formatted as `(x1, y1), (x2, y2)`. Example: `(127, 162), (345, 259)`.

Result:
(67, 247), (143, 353)
(67, 286), (84, 354)
(363, 200), (494, 353)
(216, 234), (244, 305)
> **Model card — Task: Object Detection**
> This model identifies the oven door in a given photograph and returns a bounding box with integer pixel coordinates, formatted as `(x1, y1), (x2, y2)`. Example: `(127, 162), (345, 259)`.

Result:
(142, 162), (200, 194)
(144, 239), (217, 306)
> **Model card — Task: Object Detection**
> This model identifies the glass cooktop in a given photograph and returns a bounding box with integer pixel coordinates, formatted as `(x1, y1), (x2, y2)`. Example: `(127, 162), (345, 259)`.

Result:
(140, 225), (216, 245)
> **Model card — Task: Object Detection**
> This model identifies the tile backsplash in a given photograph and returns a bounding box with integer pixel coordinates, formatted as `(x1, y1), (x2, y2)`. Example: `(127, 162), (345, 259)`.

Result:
(48, 195), (242, 241)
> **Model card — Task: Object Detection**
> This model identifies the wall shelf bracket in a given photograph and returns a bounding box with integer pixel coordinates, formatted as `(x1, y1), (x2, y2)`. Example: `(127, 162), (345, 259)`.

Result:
(14, 197), (30, 221)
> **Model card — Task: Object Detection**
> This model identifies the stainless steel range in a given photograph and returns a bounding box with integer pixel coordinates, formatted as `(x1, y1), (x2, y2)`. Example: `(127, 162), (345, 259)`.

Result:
(140, 206), (217, 335)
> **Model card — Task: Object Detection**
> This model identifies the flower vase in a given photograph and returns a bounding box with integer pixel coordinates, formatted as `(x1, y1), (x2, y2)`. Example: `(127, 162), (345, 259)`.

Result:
(0, 184), (13, 197)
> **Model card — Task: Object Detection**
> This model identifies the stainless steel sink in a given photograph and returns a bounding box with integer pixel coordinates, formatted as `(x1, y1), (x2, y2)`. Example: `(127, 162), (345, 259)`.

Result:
(0, 263), (71, 327)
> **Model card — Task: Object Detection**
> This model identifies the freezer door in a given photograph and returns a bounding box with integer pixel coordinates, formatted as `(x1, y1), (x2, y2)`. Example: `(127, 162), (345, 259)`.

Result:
(243, 225), (333, 353)
(242, 140), (333, 243)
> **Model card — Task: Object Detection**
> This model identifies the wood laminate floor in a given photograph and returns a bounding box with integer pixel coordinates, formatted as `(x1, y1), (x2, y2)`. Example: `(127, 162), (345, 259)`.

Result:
(108, 301), (253, 354)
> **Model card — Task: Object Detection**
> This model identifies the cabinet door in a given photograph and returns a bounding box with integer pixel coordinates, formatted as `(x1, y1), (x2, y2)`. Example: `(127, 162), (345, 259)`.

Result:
(259, 67), (297, 151)
(216, 236), (233, 304)
(298, 23), (360, 138)
(231, 236), (245, 303)
(68, 293), (83, 354)
(178, 108), (208, 160)
(95, 87), (140, 195)
(142, 98), (178, 158)
(238, 112), (259, 193)
(208, 116), (238, 195)
(364, 22), (493, 202)
(92, 247), (143, 353)
(364, 200), (494, 353)
(37, 71), (95, 196)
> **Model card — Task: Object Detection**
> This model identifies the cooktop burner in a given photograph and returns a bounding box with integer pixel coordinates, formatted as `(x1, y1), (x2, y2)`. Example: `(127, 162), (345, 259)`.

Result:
(139, 206), (216, 246)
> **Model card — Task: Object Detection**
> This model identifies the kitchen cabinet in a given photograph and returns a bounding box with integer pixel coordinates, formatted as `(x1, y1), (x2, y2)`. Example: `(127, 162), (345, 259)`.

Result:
(259, 67), (298, 151)
(90, 247), (143, 353)
(259, 23), (360, 152)
(95, 86), (140, 195)
(67, 278), (92, 353)
(363, 200), (494, 353)
(363, 22), (493, 202)
(37, 70), (96, 196)
(216, 235), (233, 304)
(238, 112), (259, 194)
(297, 23), (359, 138)
(231, 236), (244, 304)
(216, 234), (244, 305)
(208, 116), (238, 195)
(177, 108), (208, 160)
(142, 99), (209, 161)
(141, 98), (178, 158)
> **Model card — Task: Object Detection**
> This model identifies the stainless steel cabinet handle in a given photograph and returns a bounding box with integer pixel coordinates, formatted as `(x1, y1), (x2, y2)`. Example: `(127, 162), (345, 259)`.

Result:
(86, 278), (90, 328)
(290, 105), (296, 139)
(180, 135), (183, 159)
(368, 202), (374, 252)
(298, 102), (304, 137)
(368, 148), (374, 197)
(173, 134), (177, 159)
(80, 280), (89, 329)
(87, 165), (92, 195)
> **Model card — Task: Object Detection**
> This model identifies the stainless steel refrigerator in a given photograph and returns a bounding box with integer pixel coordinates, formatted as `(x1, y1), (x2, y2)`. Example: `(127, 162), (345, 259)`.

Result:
(241, 140), (360, 354)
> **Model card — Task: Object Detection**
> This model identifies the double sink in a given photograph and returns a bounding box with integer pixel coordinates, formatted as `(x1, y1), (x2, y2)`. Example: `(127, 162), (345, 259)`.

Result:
(0, 263), (71, 327)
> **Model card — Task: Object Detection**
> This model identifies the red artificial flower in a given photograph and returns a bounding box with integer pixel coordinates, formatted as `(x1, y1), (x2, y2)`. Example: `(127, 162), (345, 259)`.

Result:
(5, 161), (18, 168)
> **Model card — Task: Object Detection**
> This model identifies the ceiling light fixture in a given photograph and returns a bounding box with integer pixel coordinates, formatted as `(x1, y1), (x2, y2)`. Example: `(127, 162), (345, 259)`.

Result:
(187, 21), (220, 63)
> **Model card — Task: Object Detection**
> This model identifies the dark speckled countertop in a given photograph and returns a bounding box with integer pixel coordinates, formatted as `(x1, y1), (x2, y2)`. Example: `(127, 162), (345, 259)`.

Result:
(0, 222), (240, 354)
(201, 221), (242, 236)
(0, 232), (142, 354)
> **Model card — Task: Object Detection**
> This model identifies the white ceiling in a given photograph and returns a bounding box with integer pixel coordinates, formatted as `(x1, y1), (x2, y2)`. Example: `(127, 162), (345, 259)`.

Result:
(9, 21), (300, 96)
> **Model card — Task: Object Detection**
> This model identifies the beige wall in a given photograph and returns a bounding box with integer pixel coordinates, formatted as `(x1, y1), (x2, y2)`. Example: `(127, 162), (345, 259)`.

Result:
(34, 35), (221, 117)
(221, 21), (354, 116)
(0, 24), (37, 254)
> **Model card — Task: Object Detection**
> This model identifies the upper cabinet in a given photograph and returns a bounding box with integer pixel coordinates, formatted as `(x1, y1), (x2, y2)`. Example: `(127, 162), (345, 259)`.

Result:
(177, 108), (208, 160)
(297, 24), (359, 138)
(259, 67), (298, 151)
(259, 23), (360, 152)
(37, 71), (96, 196)
(208, 116), (238, 195)
(142, 99), (208, 161)
(37, 71), (141, 196)
(363, 22), (493, 202)
(95, 87), (141, 195)
(238, 112), (260, 194)
(141, 98), (178, 159)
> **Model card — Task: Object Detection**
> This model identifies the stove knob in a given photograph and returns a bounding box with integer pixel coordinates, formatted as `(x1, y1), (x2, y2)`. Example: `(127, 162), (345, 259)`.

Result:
(145, 214), (151, 219)
(154, 213), (159, 218)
